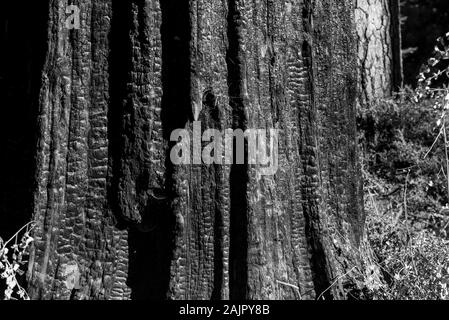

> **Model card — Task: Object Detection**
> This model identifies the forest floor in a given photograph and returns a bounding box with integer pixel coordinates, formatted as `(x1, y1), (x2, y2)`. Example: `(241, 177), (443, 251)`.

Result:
(360, 88), (449, 299)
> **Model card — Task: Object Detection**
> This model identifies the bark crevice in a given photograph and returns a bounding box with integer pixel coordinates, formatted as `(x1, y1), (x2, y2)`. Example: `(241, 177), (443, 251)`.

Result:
(226, 0), (249, 300)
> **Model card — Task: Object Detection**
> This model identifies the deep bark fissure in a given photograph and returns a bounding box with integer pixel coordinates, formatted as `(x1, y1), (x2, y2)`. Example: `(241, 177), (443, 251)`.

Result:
(107, 0), (133, 229)
(226, 0), (249, 300)
(160, 0), (193, 299)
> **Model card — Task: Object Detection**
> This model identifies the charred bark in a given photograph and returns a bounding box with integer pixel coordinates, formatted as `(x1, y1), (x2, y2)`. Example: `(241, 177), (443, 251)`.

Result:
(0, 0), (379, 300)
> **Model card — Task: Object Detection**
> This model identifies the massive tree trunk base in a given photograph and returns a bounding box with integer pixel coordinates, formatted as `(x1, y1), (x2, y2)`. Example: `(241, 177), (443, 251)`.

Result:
(0, 0), (380, 300)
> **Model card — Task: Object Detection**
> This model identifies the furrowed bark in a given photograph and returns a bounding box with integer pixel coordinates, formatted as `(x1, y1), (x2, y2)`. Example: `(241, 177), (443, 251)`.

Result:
(28, 0), (131, 300)
(23, 0), (374, 300)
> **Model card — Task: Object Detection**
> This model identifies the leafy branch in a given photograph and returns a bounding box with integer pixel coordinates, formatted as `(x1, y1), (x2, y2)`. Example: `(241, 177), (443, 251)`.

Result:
(0, 221), (35, 300)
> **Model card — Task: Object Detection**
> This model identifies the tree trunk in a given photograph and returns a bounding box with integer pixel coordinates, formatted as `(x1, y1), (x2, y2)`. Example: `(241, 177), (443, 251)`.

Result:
(19, 0), (372, 300)
(356, 0), (403, 105)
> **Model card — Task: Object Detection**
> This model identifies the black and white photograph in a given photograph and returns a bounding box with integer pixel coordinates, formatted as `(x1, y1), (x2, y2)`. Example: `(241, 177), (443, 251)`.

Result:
(0, 0), (448, 307)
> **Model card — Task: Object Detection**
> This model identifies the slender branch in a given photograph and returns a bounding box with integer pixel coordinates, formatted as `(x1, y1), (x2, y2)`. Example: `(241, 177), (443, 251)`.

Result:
(276, 280), (302, 300)
(3, 221), (34, 248)
(424, 126), (443, 159)
(316, 267), (357, 300)
(444, 116), (449, 204)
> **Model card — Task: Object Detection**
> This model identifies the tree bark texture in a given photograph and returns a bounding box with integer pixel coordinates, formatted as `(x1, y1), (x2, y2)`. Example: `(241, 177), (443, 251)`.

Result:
(355, 0), (403, 105)
(25, 0), (370, 300)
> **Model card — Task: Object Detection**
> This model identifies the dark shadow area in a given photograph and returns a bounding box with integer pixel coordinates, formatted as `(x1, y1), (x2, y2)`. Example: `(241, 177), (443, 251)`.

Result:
(226, 0), (249, 300)
(401, 0), (449, 85)
(228, 145), (249, 300)
(107, 0), (133, 231)
(0, 2), (48, 239)
(160, 0), (193, 135)
(127, 198), (173, 300)
(0, 0), (48, 298)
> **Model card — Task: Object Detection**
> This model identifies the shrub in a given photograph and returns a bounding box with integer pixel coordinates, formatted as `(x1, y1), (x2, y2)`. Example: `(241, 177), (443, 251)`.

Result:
(367, 209), (449, 299)
(360, 32), (449, 299)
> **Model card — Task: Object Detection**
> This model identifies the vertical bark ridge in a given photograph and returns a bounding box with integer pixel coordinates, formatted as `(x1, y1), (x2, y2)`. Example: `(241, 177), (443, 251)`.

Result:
(111, 0), (166, 227)
(224, 0), (322, 300)
(191, 0), (232, 299)
(283, 0), (322, 300)
(29, 0), (132, 300)
(296, 0), (332, 299)
(165, 0), (233, 300)
(313, 0), (365, 299)
(239, 0), (292, 299)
